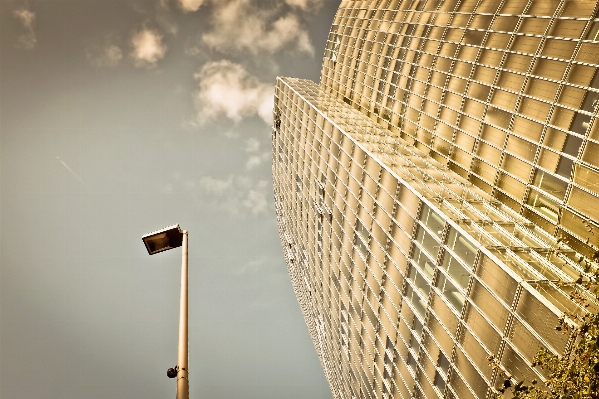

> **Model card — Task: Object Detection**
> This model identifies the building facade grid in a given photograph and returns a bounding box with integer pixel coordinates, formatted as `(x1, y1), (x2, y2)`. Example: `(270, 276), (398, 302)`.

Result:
(320, 0), (599, 256)
(273, 1), (599, 398)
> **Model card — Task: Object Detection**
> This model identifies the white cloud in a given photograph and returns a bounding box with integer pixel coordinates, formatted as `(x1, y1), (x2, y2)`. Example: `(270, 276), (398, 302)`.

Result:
(246, 155), (262, 170)
(245, 152), (270, 170)
(243, 188), (268, 214)
(284, 0), (322, 11)
(14, 7), (36, 49)
(194, 60), (274, 124)
(87, 42), (123, 68)
(199, 176), (233, 195)
(199, 175), (270, 216)
(184, 44), (201, 57)
(245, 138), (260, 152)
(130, 29), (167, 67)
(179, 0), (205, 12)
(201, 0), (314, 55)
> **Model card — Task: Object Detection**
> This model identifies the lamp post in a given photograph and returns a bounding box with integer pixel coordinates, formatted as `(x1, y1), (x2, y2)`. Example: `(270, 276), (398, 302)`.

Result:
(142, 224), (189, 399)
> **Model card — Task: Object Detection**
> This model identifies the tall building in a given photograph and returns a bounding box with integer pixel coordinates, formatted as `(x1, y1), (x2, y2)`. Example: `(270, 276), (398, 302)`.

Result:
(272, 1), (599, 399)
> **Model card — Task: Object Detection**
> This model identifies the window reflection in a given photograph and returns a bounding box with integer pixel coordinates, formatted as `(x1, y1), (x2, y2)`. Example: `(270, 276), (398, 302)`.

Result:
(413, 245), (436, 279)
(436, 272), (466, 312)
(415, 225), (440, 259)
(526, 189), (559, 222)
(532, 169), (567, 200)
(446, 228), (478, 267)
(441, 252), (471, 289)
(420, 203), (445, 237)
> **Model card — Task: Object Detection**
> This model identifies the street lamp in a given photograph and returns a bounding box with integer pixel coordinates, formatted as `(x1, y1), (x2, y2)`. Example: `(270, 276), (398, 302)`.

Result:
(142, 224), (189, 399)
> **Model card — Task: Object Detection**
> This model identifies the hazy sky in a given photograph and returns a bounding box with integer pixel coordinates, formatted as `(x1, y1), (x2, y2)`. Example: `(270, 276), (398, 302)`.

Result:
(0, 1), (339, 398)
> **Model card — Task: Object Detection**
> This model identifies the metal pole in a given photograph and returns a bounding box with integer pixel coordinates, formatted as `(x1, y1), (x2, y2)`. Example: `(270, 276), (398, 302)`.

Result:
(177, 230), (189, 399)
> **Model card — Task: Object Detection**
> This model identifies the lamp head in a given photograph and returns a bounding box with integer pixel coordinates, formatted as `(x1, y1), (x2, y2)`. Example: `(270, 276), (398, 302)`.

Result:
(142, 224), (184, 255)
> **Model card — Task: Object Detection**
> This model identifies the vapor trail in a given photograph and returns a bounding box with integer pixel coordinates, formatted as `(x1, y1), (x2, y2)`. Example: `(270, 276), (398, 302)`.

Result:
(57, 157), (83, 182)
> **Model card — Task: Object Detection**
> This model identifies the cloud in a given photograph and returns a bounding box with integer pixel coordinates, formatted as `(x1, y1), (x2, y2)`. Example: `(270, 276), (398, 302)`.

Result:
(130, 29), (167, 67)
(284, 0), (322, 10)
(14, 7), (36, 49)
(179, 0), (205, 12)
(245, 138), (260, 152)
(199, 175), (270, 216)
(246, 156), (262, 170)
(199, 176), (233, 195)
(243, 187), (268, 214)
(86, 40), (123, 68)
(201, 0), (314, 55)
(193, 60), (274, 124)
(183, 35), (211, 61)
(246, 152), (270, 170)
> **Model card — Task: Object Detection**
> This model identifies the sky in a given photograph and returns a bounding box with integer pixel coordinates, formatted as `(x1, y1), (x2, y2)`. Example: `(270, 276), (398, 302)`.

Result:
(0, 1), (340, 398)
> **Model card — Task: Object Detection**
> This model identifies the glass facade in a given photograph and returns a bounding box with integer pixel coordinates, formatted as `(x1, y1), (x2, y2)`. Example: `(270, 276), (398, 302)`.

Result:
(272, 1), (599, 398)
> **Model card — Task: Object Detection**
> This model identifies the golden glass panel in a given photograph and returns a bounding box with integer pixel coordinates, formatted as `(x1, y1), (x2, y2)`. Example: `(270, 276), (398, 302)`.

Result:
(581, 140), (599, 168)
(527, 0), (560, 16)
(568, 186), (599, 221)
(511, 117), (543, 142)
(576, 42), (599, 64)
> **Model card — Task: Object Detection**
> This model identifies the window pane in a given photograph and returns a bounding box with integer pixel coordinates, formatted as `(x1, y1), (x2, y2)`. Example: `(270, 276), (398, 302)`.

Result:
(416, 225), (441, 259)
(441, 252), (471, 289)
(420, 204), (445, 237)
(446, 228), (478, 267)
(437, 272), (465, 312)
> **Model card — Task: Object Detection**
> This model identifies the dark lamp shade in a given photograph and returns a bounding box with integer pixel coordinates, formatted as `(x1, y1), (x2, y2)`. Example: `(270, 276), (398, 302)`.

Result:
(142, 225), (184, 255)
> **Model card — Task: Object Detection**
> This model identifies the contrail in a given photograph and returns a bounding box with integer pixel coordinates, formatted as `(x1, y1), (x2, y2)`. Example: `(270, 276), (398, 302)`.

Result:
(57, 157), (83, 182)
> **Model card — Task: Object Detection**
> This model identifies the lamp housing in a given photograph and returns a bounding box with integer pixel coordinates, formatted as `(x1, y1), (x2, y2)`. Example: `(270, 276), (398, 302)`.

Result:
(142, 224), (184, 255)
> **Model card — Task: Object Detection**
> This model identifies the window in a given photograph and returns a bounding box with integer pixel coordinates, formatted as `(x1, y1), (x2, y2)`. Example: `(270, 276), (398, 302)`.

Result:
(420, 203), (445, 237)
(438, 351), (450, 374)
(296, 174), (302, 193)
(409, 265), (431, 297)
(354, 219), (370, 258)
(382, 337), (396, 399)
(527, 189), (559, 222)
(441, 252), (471, 289)
(556, 155), (574, 178)
(446, 228), (478, 267)
(434, 371), (446, 392)
(415, 225), (441, 258)
(532, 169), (567, 200)
(405, 284), (427, 318)
(407, 335), (420, 371)
(316, 179), (325, 198)
(434, 351), (450, 392)
(340, 303), (349, 358)
(563, 134), (584, 157)
(586, 21), (599, 41)
(436, 271), (466, 312)
(412, 245), (436, 279)
(407, 267), (430, 317)
(325, 31), (341, 62)
(318, 214), (323, 254)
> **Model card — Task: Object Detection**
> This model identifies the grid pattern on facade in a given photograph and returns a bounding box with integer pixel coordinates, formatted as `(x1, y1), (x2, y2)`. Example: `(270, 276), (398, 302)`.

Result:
(273, 77), (597, 399)
(322, 0), (599, 259)
(273, 1), (599, 399)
